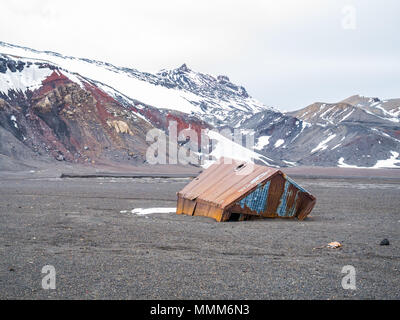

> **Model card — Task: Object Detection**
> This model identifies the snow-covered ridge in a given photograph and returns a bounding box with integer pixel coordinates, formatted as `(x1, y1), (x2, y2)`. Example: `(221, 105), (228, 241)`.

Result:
(291, 96), (400, 127)
(0, 41), (272, 127)
(1, 41), (399, 169)
(0, 58), (52, 94)
(0, 54), (87, 94)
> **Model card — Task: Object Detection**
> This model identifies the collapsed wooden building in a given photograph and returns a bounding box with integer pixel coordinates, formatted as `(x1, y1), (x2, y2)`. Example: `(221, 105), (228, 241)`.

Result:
(176, 158), (316, 222)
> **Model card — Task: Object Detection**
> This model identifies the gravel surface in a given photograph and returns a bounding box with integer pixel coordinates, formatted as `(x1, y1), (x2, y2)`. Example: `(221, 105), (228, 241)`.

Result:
(0, 173), (399, 299)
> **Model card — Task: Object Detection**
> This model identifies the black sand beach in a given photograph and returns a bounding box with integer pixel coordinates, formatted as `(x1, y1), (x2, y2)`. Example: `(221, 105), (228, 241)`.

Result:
(0, 169), (399, 299)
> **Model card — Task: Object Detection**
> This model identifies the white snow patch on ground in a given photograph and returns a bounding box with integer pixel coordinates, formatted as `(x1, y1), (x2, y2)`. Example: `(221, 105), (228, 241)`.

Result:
(10, 115), (18, 128)
(283, 160), (297, 166)
(0, 65), (52, 94)
(340, 109), (354, 122)
(373, 104), (400, 122)
(373, 151), (400, 168)
(202, 130), (273, 168)
(338, 152), (400, 169)
(331, 136), (345, 150)
(299, 110), (309, 118)
(337, 157), (366, 168)
(391, 106), (400, 117)
(319, 106), (335, 122)
(311, 134), (336, 153)
(364, 108), (399, 123)
(254, 136), (271, 150)
(274, 139), (284, 148)
(131, 208), (176, 215)
(331, 143), (341, 150)
(291, 121), (311, 142)
(61, 70), (85, 88)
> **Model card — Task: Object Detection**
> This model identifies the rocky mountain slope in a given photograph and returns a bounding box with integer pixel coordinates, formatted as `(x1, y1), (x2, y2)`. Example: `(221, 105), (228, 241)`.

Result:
(0, 41), (399, 169)
(244, 95), (400, 168)
(0, 60), (153, 167)
(0, 41), (276, 169)
(288, 95), (400, 127)
(0, 42), (272, 127)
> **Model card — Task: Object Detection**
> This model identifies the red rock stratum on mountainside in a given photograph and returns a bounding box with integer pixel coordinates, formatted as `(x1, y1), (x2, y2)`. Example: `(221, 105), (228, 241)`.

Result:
(0, 67), (213, 168)
(1, 70), (155, 164)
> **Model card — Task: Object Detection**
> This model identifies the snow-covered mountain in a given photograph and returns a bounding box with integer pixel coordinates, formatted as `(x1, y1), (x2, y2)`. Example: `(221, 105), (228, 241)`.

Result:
(0, 41), (277, 169)
(288, 95), (400, 127)
(0, 41), (272, 127)
(0, 41), (399, 169)
(243, 95), (400, 168)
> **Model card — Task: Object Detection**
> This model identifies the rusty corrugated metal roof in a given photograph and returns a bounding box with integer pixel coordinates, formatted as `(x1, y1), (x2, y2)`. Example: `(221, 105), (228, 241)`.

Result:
(176, 157), (316, 222)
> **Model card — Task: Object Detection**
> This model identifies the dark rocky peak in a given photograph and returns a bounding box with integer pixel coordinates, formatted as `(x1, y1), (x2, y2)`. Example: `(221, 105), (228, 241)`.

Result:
(177, 63), (189, 72)
(370, 97), (380, 103)
(238, 86), (249, 98)
(340, 94), (382, 107)
(217, 75), (230, 83)
(0, 56), (26, 74)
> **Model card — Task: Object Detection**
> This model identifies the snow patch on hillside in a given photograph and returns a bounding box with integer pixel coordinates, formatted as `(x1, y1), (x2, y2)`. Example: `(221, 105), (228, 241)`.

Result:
(0, 64), (52, 94)
(338, 157), (366, 168)
(254, 136), (271, 150)
(311, 134), (336, 153)
(373, 151), (400, 168)
(274, 139), (284, 148)
(203, 130), (274, 168)
(338, 152), (400, 169)
(340, 109), (354, 122)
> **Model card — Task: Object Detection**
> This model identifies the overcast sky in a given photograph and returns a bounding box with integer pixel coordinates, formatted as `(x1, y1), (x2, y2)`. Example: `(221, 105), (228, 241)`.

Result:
(1, 0), (399, 111)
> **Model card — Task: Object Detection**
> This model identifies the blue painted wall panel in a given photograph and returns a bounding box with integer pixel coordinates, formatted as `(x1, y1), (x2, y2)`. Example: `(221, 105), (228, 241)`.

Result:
(237, 177), (304, 217)
(239, 181), (270, 215)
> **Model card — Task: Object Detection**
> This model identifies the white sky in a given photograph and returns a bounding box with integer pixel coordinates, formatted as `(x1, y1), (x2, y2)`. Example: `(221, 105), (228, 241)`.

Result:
(1, 0), (399, 111)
